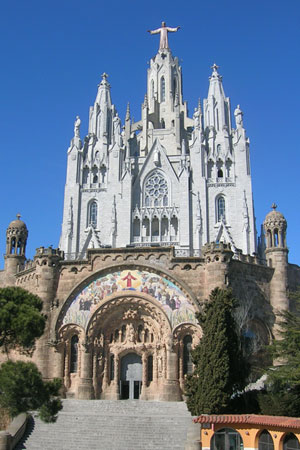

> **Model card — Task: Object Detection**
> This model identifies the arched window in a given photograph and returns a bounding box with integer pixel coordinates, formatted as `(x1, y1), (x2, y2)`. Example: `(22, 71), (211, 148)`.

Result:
(259, 430), (274, 450)
(70, 335), (79, 373)
(151, 79), (154, 98)
(207, 160), (214, 179)
(283, 433), (300, 450)
(217, 196), (226, 222)
(144, 171), (168, 207)
(161, 76), (165, 102)
(211, 428), (243, 450)
(83, 167), (89, 184)
(217, 168), (223, 178)
(89, 201), (97, 227)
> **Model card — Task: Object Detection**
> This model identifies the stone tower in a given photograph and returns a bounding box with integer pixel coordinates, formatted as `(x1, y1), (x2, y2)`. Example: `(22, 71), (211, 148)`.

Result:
(59, 27), (256, 260)
(264, 204), (289, 331)
(4, 214), (28, 285)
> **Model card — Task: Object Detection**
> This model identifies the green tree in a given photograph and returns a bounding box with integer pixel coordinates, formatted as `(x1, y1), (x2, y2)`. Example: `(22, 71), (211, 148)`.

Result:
(185, 288), (248, 415)
(0, 361), (62, 423)
(0, 287), (46, 355)
(258, 290), (300, 416)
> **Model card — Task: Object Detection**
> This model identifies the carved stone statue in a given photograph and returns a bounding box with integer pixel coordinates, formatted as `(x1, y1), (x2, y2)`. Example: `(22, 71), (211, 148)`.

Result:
(74, 116), (81, 138)
(193, 108), (200, 130)
(234, 105), (243, 129)
(148, 22), (180, 50)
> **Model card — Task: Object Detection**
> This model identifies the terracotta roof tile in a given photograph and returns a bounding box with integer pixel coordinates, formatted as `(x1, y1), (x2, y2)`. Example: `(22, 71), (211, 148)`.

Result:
(194, 415), (300, 429)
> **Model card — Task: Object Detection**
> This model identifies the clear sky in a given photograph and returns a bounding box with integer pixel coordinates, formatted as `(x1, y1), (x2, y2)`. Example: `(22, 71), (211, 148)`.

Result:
(0, 0), (299, 266)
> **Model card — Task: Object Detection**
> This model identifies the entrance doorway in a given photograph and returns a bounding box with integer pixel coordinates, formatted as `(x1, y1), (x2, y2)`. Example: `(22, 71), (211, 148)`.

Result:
(120, 353), (142, 400)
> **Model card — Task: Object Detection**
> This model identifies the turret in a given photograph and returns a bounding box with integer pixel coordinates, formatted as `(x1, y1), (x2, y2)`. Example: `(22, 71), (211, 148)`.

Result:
(4, 214), (28, 285)
(263, 204), (289, 332)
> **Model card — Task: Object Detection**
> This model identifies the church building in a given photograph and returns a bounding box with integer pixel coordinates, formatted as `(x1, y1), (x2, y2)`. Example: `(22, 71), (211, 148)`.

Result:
(0, 24), (299, 402)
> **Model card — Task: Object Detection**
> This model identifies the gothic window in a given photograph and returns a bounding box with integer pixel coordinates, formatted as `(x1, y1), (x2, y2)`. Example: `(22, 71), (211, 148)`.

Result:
(151, 80), (154, 98)
(283, 434), (300, 450)
(89, 201), (98, 227)
(173, 77), (177, 97)
(133, 218), (140, 238)
(161, 76), (165, 102)
(161, 118), (165, 129)
(217, 168), (223, 178)
(211, 428), (244, 450)
(207, 160), (214, 179)
(92, 166), (98, 184)
(217, 196), (226, 222)
(83, 167), (89, 184)
(144, 171), (168, 207)
(226, 159), (232, 178)
(274, 229), (279, 247)
(70, 335), (79, 373)
(259, 430), (274, 450)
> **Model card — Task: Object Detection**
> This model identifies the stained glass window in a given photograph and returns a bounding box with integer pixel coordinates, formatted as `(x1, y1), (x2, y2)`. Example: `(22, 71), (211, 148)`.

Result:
(144, 171), (168, 207)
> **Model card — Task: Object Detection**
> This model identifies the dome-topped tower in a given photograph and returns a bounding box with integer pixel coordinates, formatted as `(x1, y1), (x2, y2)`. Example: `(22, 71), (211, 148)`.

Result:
(4, 214), (28, 285)
(263, 204), (288, 334)
(264, 203), (287, 249)
(6, 213), (28, 256)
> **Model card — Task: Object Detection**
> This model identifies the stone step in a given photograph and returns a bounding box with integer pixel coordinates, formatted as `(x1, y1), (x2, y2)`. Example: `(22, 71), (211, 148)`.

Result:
(16, 399), (192, 450)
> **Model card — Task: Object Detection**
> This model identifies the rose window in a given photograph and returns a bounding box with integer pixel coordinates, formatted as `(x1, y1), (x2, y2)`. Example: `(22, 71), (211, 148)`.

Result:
(144, 172), (168, 207)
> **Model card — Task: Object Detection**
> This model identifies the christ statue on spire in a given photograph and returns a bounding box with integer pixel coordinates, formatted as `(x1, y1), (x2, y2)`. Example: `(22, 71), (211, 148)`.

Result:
(148, 22), (180, 51)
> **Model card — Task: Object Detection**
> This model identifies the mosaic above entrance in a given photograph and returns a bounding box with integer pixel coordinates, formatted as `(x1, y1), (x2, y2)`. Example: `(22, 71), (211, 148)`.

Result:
(62, 270), (197, 329)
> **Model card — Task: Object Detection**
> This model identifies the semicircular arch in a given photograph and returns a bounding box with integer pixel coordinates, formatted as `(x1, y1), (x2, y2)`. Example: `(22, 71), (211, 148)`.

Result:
(86, 291), (172, 340)
(55, 265), (199, 335)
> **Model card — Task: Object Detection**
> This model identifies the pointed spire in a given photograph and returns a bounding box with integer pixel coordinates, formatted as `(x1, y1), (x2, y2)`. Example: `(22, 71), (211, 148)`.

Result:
(143, 94), (148, 109)
(208, 63), (224, 93)
(126, 102), (130, 121)
(198, 98), (202, 114)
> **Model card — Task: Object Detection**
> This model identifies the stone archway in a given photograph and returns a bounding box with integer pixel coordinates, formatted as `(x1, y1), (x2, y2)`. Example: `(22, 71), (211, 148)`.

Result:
(55, 268), (201, 401)
(83, 293), (180, 401)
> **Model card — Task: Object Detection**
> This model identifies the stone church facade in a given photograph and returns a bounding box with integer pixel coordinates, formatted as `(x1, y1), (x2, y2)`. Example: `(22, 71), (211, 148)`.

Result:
(0, 29), (300, 402)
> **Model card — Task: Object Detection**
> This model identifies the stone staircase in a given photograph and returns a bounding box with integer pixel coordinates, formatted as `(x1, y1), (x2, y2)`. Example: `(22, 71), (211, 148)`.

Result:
(15, 399), (193, 450)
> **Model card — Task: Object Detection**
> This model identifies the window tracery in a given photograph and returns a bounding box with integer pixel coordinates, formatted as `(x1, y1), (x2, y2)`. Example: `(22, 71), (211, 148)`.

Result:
(144, 171), (168, 207)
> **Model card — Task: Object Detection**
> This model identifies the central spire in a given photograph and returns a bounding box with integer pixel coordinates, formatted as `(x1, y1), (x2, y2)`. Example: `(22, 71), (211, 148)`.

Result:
(147, 21), (180, 51)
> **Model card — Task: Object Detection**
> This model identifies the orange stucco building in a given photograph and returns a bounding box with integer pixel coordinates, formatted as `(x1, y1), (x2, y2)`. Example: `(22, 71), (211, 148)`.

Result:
(194, 415), (300, 450)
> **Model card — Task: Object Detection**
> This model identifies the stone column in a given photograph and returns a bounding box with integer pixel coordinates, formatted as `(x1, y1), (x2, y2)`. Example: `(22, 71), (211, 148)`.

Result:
(64, 343), (70, 390)
(179, 343), (184, 390)
(77, 345), (94, 399)
(160, 334), (182, 401)
(52, 342), (66, 397)
(140, 352), (148, 400)
(113, 353), (120, 399)
(93, 349), (98, 398)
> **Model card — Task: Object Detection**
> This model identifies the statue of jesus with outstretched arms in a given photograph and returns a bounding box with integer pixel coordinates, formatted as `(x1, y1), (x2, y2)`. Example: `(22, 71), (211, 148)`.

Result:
(148, 22), (180, 50)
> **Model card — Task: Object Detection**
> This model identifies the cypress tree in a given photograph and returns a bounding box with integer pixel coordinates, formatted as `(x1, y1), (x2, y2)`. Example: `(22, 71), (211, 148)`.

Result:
(185, 288), (248, 415)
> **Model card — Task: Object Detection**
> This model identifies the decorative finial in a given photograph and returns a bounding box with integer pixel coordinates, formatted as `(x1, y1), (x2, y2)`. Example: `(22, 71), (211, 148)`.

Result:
(126, 102), (130, 121)
(16, 213), (21, 220)
(101, 72), (108, 80)
(211, 63), (219, 72)
(271, 203), (277, 210)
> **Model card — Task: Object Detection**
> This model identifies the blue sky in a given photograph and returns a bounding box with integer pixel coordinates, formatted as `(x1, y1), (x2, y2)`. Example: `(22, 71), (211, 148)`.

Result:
(0, 0), (299, 266)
